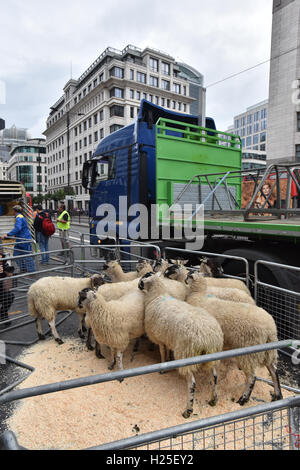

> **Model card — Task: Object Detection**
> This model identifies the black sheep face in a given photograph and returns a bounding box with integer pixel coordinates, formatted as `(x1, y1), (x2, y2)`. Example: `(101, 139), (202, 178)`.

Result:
(164, 265), (180, 279)
(138, 272), (155, 291)
(78, 288), (94, 308)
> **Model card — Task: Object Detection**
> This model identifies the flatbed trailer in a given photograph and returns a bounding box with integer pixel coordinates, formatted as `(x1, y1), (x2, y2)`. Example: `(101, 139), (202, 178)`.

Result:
(82, 100), (300, 291)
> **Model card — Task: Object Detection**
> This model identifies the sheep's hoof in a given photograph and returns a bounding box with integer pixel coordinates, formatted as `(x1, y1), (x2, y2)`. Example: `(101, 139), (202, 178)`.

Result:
(38, 334), (46, 341)
(96, 351), (105, 360)
(86, 343), (94, 351)
(182, 409), (192, 419)
(271, 392), (283, 402)
(118, 378), (124, 384)
(108, 363), (116, 371)
(55, 338), (64, 346)
(237, 396), (248, 406)
(208, 399), (217, 407)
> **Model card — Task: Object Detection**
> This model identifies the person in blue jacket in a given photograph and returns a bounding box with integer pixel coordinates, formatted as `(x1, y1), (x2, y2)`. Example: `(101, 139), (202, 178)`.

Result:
(1, 205), (35, 273)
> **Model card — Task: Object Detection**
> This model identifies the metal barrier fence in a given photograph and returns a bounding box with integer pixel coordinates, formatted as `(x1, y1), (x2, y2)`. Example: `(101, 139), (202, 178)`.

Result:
(254, 261), (300, 344)
(0, 341), (299, 450)
(164, 246), (250, 286)
(0, 241), (300, 450)
(93, 396), (300, 451)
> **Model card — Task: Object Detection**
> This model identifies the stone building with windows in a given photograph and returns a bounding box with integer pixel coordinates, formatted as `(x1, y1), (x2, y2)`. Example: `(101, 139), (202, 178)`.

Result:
(267, 0), (300, 163)
(43, 44), (205, 210)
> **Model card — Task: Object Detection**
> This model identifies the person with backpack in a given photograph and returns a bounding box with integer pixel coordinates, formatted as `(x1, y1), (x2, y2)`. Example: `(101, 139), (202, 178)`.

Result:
(34, 205), (55, 265)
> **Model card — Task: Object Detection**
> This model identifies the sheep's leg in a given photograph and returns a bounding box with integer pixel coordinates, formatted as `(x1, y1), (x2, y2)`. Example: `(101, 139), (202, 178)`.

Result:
(116, 352), (123, 369)
(237, 374), (256, 406)
(182, 373), (196, 419)
(208, 367), (218, 407)
(48, 319), (64, 345)
(108, 348), (116, 370)
(267, 364), (283, 401)
(133, 338), (140, 353)
(78, 314), (86, 340)
(86, 328), (94, 350)
(159, 344), (166, 363)
(36, 317), (46, 341)
(95, 342), (105, 359)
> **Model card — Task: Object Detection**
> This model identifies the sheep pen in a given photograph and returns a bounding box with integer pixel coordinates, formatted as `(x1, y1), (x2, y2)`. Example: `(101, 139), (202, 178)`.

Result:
(3, 336), (295, 451)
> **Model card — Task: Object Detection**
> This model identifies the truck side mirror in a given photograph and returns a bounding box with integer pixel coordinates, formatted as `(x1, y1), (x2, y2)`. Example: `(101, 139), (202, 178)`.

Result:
(82, 161), (92, 189)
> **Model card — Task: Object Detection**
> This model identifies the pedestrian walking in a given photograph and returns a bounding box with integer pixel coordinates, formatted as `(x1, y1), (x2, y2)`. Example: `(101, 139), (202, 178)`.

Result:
(57, 203), (71, 256)
(1, 205), (35, 273)
(34, 205), (55, 265)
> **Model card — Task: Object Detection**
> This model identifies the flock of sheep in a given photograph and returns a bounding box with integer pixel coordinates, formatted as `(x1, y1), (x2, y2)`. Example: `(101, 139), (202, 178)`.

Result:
(27, 256), (283, 419)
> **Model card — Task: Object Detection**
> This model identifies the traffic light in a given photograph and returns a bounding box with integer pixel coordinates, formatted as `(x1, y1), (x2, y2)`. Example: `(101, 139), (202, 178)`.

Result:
(0, 118), (5, 131)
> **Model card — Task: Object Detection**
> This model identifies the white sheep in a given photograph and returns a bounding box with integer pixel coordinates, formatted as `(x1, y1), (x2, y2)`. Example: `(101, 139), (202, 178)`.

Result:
(185, 273), (283, 406)
(78, 288), (145, 373)
(165, 265), (255, 304)
(138, 273), (224, 419)
(102, 260), (153, 283)
(196, 258), (252, 296)
(28, 274), (105, 345)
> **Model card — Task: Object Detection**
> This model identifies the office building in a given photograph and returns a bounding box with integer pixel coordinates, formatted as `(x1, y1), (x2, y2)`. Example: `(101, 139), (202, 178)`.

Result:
(232, 100), (268, 153)
(7, 139), (47, 197)
(267, 0), (300, 163)
(44, 44), (205, 210)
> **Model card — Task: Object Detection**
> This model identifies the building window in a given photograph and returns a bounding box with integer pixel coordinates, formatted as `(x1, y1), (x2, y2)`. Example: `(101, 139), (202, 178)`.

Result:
(110, 87), (124, 98)
(246, 136), (252, 147)
(100, 128), (104, 139)
(110, 124), (124, 134)
(161, 79), (170, 91)
(162, 62), (170, 75)
(297, 112), (300, 132)
(136, 91), (141, 100)
(130, 107), (134, 118)
(247, 114), (252, 124)
(94, 113), (98, 125)
(173, 83), (181, 94)
(247, 126), (252, 135)
(100, 110), (104, 121)
(99, 72), (104, 82)
(110, 105), (124, 117)
(110, 66), (124, 79)
(150, 76), (159, 87)
(94, 131), (98, 142)
(253, 134), (259, 145)
(130, 69), (134, 80)
(130, 89), (135, 99)
(93, 79), (98, 88)
(150, 57), (159, 72)
(260, 132), (266, 142)
(296, 145), (300, 161)
(161, 97), (165, 107)
(137, 72), (146, 84)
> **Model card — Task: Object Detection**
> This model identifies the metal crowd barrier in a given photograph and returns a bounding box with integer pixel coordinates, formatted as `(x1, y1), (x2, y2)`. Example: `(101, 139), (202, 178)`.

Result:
(164, 246), (250, 286)
(0, 340), (299, 450)
(254, 260), (300, 352)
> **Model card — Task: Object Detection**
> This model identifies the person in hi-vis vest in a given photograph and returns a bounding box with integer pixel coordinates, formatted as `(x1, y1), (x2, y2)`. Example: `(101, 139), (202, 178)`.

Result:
(57, 203), (70, 254)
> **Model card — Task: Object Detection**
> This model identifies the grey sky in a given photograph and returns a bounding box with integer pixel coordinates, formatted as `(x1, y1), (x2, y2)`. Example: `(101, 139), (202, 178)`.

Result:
(0, 0), (273, 137)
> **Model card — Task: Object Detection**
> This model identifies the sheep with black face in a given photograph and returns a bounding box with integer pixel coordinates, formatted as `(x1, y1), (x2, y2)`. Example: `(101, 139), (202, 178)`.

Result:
(78, 285), (145, 373)
(185, 272), (283, 406)
(139, 272), (224, 419)
(28, 274), (105, 345)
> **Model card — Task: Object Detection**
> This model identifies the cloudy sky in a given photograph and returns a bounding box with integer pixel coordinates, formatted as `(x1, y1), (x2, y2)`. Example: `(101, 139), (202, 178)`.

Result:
(0, 0), (273, 137)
